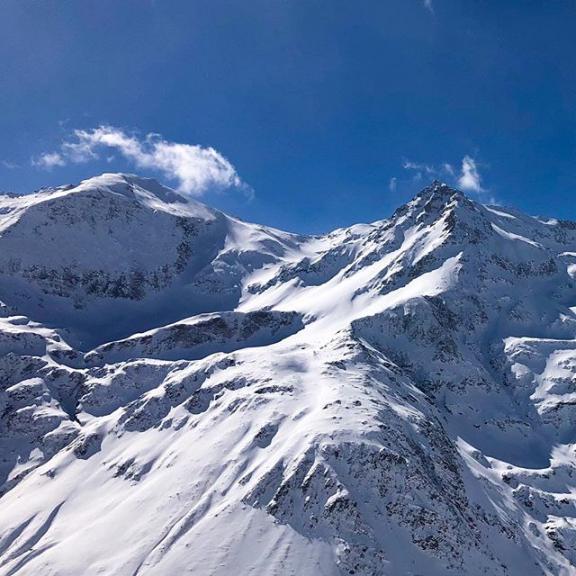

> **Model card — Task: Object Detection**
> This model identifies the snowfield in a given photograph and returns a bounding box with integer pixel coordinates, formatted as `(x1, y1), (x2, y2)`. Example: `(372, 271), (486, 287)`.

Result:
(2, 174), (576, 574)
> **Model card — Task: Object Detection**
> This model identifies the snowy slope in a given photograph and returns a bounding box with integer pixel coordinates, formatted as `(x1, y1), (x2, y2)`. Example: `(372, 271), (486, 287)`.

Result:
(0, 173), (303, 348)
(2, 176), (576, 575)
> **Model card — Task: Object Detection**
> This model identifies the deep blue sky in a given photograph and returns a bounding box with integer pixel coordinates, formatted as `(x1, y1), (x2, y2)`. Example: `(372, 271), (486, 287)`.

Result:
(1, 1), (575, 233)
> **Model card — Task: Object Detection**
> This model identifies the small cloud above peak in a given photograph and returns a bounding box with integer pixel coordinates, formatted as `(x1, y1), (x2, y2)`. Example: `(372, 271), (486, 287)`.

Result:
(32, 125), (247, 198)
(400, 154), (490, 201)
(457, 155), (483, 194)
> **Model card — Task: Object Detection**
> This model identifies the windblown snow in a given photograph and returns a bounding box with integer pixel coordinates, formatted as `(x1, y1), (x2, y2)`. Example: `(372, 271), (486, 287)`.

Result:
(2, 174), (576, 575)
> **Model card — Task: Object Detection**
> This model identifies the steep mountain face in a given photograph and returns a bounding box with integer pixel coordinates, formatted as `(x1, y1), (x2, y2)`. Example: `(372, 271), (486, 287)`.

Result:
(2, 175), (576, 575)
(0, 173), (302, 348)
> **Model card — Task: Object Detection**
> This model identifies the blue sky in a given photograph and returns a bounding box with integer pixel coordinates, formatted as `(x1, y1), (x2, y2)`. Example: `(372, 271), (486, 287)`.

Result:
(1, 1), (575, 233)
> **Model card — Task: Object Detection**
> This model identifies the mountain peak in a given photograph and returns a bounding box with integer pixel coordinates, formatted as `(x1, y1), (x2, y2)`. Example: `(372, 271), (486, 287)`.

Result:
(15, 172), (218, 222)
(390, 181), (472, 227)
(75, 172), (189, 206)
(415, 180), (467, 205)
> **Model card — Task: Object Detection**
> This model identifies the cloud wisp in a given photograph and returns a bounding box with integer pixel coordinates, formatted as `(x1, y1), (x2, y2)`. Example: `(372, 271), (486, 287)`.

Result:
(33, 126), (245, 198)
(393, 154), (492, 201)
(33, 152), (66, 169)
(457, 155), (482, 194)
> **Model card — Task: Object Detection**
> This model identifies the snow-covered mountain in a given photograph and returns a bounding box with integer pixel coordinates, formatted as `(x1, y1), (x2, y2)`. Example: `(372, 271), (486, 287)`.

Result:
(0, 173), (302, 348)
(2, 173), (576, 575)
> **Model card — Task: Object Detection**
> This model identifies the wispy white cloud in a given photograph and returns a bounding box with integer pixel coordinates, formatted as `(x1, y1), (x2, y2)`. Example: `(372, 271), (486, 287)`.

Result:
(389, 177), (398, 192)
(442, 163), (455, 176)
(457, 155), (483, 193)
(33, 152), (66, 170)
(1, 160), (20, 170)
(423, 0), (434, 13)
(33, 125), (245, 197)
(400, 154), (489, 198)
(403, 160), (436, 174)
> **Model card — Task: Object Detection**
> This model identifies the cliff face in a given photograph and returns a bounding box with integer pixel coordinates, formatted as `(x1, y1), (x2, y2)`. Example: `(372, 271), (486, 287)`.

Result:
(1, 175), (576, 575)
